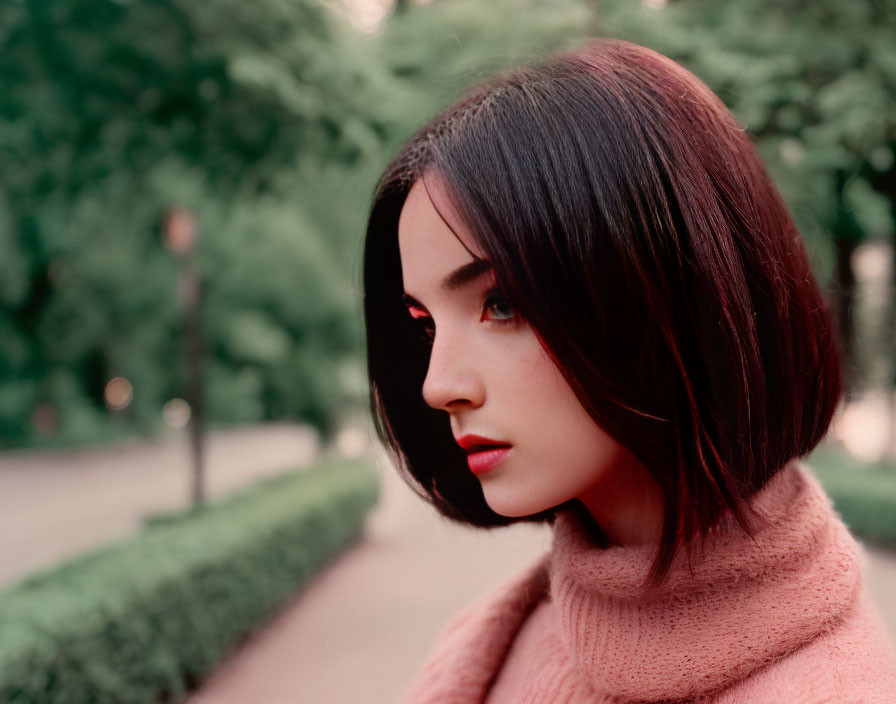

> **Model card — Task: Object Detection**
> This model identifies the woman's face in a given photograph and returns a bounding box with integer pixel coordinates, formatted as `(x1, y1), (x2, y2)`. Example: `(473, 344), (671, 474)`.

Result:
(397, 175), (657, 535)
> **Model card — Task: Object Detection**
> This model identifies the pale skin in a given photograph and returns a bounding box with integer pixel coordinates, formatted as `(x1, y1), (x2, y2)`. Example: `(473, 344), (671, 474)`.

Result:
(397, 173), (665, 548)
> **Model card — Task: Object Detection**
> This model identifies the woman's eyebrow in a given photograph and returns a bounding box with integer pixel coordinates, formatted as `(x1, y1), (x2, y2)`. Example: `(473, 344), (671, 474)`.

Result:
(402, 259), (494, 311)
(441, 259), (492, 292)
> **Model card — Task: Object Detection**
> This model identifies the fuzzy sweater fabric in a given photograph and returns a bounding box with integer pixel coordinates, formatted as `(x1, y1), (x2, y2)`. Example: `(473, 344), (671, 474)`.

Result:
(399, 461), (896, 703)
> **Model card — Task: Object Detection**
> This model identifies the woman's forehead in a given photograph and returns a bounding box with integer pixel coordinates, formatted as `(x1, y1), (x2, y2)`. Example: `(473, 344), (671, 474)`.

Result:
(400, 175), (484, 247)
(398, 180), (482, 295)
(398, 181), (474, 278)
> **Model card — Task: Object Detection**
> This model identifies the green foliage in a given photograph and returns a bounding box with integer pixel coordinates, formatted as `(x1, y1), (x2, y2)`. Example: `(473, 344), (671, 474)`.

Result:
(0, 0), (399, 447)
(0, 457), (380, 703)
(369, 0), (594, 136)
(807, 443), (896, 547)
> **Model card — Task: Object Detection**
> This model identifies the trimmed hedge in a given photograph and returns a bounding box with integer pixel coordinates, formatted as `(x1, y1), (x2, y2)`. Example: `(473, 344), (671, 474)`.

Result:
(0, 457), (379, 703)
(807, 443), (896, 549)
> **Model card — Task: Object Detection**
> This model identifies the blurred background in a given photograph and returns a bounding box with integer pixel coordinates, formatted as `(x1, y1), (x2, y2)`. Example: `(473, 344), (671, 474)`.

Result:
(1, 0), (894, 702)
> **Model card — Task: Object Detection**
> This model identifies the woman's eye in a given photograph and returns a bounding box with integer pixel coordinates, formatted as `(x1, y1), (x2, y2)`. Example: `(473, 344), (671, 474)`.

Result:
(482, 289), (516, 322)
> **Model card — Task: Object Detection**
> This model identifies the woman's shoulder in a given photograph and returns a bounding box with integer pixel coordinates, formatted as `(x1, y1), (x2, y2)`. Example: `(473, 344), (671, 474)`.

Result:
(453, 553), (549, 622)
(419, 553), (551, 658)
(398, 554), (550, 704)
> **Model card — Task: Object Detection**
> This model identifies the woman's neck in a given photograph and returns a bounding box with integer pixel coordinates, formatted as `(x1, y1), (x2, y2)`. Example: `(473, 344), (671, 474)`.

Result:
(577, 454), (665, 547)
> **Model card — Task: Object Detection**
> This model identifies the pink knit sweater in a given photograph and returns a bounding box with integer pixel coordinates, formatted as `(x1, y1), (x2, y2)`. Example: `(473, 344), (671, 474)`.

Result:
(400, 461), (896, 703)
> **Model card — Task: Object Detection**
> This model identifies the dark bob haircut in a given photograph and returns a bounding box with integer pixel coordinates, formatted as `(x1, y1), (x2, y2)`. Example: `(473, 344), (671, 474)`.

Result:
(363, 38), (842, 589)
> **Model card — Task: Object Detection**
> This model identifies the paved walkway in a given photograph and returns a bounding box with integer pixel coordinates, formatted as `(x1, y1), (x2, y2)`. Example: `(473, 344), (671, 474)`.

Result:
(186, 449), (896, 704)
(0, 423), (318, 588)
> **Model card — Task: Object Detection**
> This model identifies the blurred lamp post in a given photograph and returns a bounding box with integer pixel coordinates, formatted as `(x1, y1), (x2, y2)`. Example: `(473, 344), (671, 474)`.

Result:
(163, 207), (206, 508)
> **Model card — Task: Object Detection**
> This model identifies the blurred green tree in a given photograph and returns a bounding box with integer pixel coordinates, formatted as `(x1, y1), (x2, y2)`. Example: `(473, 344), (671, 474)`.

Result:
(0, 0), (399, 446)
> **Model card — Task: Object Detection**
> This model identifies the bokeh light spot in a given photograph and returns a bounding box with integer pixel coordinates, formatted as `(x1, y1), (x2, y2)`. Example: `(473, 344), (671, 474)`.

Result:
(162, 398), (192, 429)
(104, 377), (134, 411)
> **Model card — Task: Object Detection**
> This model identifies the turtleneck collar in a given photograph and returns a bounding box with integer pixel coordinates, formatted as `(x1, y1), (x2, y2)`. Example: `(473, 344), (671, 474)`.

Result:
(550, 460), (864, 702)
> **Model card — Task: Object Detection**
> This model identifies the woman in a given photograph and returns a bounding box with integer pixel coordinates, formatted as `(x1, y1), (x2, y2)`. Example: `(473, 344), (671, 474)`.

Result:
(363, 38), (896, 702)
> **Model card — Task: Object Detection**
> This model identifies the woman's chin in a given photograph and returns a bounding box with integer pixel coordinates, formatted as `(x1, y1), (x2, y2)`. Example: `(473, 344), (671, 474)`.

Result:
(481, 488), (558, 519)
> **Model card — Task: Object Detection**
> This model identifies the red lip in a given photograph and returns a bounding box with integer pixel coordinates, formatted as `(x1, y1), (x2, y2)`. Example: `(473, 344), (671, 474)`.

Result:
(455, 434), (512, 452)
(455, 434), (513, 475)
(465, 447), (512, 475)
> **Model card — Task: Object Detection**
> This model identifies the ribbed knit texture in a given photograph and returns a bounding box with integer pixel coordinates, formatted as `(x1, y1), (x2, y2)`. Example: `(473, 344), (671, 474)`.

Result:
(399, 461), (896, 703)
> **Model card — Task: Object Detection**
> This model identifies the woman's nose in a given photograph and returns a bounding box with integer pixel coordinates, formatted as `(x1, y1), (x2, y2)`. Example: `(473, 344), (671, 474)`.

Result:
(421, 330), (486, 412)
